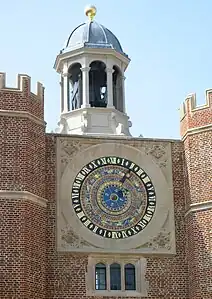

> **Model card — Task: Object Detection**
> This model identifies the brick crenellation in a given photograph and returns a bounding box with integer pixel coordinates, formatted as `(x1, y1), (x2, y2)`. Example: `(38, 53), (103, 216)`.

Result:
(180, 89), (212, 138)
(0, 72), (44, 120)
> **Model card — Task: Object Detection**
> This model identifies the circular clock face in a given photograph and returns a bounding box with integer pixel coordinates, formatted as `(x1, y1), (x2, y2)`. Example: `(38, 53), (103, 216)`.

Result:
(71, 156), (156, 239)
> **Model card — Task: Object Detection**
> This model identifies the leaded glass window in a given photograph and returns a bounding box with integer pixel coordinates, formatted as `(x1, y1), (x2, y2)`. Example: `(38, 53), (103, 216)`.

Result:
(124, 263), (136, 290)
(95, 263), (106, 290)
(110, 263), (121, 290)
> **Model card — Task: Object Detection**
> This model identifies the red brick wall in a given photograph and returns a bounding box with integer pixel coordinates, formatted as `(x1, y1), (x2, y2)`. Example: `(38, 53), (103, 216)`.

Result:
(0, 117), (46, 196)
(1, 200), (47, 299)
(183, 132), (212, 206)
(145, 143), (188, 299)
(181, 93), (212, 299)
(0, 75), (46, 195)
(0, 81), (47, 298)
(185, 211), (212, 299)
(183, 135), (212, 299)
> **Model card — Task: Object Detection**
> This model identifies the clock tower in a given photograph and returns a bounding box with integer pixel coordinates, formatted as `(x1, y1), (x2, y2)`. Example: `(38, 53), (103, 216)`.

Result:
(2, 4), (211, 299)
(56, 6), (176, 298)
(54, 5), (132, 136)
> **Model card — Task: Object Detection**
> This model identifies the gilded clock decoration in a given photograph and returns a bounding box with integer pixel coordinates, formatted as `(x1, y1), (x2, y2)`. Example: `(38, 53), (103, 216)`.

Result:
(71, 156), (156, 239)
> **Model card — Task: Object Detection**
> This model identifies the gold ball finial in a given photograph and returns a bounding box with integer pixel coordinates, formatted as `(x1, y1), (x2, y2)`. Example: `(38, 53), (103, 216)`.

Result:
(85, 5), (97, 21)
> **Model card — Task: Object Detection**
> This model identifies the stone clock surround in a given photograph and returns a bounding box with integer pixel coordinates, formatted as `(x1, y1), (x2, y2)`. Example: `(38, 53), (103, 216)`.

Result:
(57, 138), (176, 255)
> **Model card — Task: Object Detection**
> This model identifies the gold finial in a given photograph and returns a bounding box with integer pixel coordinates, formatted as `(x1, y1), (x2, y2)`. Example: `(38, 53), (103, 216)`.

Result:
(85, 5), (97, 21)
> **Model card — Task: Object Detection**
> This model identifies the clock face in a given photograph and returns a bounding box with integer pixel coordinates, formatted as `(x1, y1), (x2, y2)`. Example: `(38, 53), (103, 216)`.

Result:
(71, 156), (156, 239)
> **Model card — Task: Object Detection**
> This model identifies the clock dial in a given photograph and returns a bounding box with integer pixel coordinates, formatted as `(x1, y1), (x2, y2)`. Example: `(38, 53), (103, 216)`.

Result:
(71, 156), (156, 239)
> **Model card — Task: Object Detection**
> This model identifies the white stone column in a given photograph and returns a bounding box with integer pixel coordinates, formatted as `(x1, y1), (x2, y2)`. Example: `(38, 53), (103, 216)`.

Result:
(62, 72), (69, 113)
(106, 67), (114, 108)
(122, 75), (126, 113)
(106, 264), (110, 291)
(60, 75), (64, 113)
(81, 66), (90, 108)
(121, 262), (125, 291)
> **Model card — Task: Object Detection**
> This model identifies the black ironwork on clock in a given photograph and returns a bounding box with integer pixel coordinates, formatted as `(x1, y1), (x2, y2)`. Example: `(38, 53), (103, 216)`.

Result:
(71, 156), (156, 239)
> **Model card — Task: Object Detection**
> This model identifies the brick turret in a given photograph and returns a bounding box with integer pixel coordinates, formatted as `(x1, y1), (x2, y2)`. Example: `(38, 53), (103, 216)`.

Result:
(0, 73), (47, 298)
(180, 90), (212, 299)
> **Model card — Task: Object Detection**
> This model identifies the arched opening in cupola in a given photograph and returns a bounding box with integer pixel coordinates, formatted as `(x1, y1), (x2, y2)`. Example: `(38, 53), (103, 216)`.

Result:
(68, 63), (82, 110)
(89, 60), (107, 108)
(113, 65), (123, 112)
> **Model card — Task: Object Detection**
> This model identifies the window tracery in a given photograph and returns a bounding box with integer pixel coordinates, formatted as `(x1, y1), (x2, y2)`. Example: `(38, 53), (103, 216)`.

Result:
(87, 256), (148, 297)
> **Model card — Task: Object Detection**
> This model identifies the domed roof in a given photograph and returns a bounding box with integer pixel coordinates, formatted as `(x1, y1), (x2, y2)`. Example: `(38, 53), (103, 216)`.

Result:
(62, 21), (127, 56)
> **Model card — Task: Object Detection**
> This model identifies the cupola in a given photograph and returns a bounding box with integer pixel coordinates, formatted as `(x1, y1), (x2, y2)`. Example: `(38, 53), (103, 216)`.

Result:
(54, 5), (132, 136)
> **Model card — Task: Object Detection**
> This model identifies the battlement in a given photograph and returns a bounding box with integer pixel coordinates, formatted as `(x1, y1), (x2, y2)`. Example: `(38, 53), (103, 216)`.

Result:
(180, 89), (212, 120)
(0, 72), (45, 120)
(180, 89), (212, 138)
(0, 72), (44, 100)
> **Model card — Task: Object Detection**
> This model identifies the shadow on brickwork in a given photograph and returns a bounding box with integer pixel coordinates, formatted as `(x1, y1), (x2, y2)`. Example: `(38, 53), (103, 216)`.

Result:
(183, 148), (212, 299)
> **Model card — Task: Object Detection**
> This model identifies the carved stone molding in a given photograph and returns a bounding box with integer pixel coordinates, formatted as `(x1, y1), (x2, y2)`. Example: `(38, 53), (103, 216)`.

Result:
(81, 111), (88, 133)
(146, 229), (171, 251)
(60, 139), (82, 156)
(59, 139), (89, 177)
(139, 212), (173, 251)
(111, 112), (132, 136)
(145, 144), (168, 168)
(57, 140), (175, 254)
(0, 110), (45, 126)
(61, 225), (96, 249)
(0, 190), (47, 207)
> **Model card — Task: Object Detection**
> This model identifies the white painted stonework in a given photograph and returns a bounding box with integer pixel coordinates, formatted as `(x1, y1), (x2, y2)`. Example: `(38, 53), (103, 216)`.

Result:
(54, 46), (131, 137)
(55, 107), (132, 136)
(56, 137), (176, 255)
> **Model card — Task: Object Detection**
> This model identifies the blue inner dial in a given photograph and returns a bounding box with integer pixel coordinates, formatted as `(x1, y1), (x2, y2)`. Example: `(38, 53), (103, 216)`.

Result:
(102, 185), (128, 211)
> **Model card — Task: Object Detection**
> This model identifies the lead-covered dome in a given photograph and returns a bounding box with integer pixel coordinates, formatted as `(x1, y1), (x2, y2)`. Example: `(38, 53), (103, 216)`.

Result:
(62, 21), (127, 56)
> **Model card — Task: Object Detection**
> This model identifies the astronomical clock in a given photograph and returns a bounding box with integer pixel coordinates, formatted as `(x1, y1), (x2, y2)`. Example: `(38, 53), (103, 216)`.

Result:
(72, 156), (156, 239)
(57, 139), (176, 255)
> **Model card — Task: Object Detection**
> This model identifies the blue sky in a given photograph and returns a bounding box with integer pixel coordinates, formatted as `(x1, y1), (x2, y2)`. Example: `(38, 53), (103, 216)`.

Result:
(0, 0), (211, 138)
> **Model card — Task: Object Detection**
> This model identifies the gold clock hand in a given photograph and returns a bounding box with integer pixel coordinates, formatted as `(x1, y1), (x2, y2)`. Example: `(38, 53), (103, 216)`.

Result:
(120, 170), (131, 183)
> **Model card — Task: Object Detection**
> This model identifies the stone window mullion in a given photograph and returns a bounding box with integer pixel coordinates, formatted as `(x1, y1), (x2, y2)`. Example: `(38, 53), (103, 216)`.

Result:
(106, 263), (110, 291)
(121, 262), (125, 291)
(87, 256), (148, 297)
(136, 261), (140, 292)
(91, 264), (96, 292)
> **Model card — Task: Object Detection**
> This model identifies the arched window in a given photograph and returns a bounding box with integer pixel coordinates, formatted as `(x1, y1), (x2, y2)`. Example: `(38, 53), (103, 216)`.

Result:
(110, 263), (121, 290)
(113, 65), (123, 112)
(89, 61), (107, 108)
(68, 63), (82, 111)
(95, 263), (106, 290)
(124, 263), (136, 290)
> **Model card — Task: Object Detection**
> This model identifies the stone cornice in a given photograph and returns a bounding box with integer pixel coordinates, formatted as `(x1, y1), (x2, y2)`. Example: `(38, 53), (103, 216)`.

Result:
(54, 47), (130, 73)
(48, 132), (181, 143)
(0, 109), (46, 126)
(185, 200), (212, 217)
(182, 124), (212, 140)
(0, 190), (47, 207)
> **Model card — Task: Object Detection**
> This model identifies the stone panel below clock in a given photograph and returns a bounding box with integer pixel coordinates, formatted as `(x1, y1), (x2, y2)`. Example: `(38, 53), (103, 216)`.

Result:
(57, 137), (176, 255)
